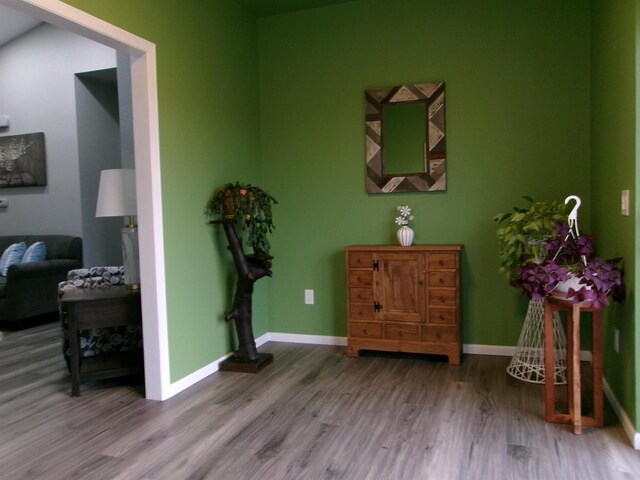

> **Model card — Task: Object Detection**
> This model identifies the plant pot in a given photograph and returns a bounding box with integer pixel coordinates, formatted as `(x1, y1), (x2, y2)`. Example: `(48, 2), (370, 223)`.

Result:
(397, 226), (414, 247)
(551, 273), (590, 299)
(223, 189), (252, 220)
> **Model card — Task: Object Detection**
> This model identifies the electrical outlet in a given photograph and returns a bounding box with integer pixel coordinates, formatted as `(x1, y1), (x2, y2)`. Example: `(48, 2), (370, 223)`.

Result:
(621, 190), (630, 216)
(305, 289), (314, 305)
(0, 198), (7, 208)
(614, 328), (620, 353)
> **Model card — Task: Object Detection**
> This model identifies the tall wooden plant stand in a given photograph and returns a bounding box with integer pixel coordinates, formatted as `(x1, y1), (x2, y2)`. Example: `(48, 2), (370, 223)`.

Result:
(215, 220), (273, 373)
(544, 297), (604, 434)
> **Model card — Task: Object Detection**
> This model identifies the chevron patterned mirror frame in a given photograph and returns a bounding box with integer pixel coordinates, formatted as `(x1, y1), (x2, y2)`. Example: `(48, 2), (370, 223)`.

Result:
(365, 82), (446, 193)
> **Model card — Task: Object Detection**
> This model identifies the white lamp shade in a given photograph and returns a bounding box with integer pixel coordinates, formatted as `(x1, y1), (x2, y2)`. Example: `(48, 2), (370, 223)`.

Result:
(95, 169), (137, 217)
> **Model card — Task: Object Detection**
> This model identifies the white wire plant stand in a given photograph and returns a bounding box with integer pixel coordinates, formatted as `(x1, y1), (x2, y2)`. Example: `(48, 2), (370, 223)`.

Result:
(506, 299), (567, 385)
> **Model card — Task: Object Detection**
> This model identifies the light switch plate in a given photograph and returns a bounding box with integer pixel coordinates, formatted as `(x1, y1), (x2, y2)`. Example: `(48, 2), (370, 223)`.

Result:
(621, 190), (630, 216)
(305, 289), (314, 305)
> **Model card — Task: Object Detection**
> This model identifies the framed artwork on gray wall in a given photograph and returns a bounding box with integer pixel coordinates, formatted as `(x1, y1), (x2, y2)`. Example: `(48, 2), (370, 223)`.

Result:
(0, 132), (46, 188)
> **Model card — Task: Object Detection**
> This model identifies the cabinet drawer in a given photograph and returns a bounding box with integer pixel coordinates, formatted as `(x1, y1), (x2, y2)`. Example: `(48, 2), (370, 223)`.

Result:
(349, 287), (373, 303)
(429, 271), (456, 288)
(350, 322), (382, 338)
(385, 323), (419, 341)
(429, 289), (457, 306)
(349, 252), (373, 269)
(348, 270), (373, 287)
(422, 325), (457, 343)
(428, 307), (457, 324)
(428, 253), (457, 269)
(350, 303), (375, 321)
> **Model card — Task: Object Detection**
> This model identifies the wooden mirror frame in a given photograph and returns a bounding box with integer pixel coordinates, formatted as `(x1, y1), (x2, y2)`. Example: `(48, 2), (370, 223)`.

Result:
(365, 82), (446, 193)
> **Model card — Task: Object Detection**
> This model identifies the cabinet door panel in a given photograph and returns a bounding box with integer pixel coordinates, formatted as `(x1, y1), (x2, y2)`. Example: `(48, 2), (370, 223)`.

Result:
(376, 253), (425, 322)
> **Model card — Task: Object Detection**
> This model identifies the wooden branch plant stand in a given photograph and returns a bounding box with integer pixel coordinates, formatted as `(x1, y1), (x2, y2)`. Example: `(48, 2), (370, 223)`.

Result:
(216, 220), (273, 373)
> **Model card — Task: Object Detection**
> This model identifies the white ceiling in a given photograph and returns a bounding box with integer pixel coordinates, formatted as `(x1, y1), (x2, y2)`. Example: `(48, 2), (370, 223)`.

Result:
(0, 5), (42, 47)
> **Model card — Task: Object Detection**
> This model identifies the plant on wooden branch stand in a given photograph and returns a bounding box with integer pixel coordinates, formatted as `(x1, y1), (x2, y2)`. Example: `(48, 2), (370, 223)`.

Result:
(495, 196), (625, 309)
(206, 182), (278, 371)
(206, 182), (277, 260)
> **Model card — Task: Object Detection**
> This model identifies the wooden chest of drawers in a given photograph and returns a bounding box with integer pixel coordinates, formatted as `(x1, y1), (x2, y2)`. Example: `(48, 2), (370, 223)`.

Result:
(344, 245), (463, 365)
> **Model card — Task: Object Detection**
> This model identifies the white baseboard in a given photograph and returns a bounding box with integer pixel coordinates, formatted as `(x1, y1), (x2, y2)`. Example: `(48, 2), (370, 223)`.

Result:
(163, 332), (271, 398)
(463, 344), (592, 361)
(463, 344), (516, 356)
(603, 378), (640, 449)
(164, 351), (233, 398)
(267, 332), (347, 346)
(255, 332), (270, 347)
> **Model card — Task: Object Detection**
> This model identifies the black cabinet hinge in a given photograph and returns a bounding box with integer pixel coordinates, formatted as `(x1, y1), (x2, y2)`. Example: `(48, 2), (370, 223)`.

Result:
(374, 301), (383, 312)
(373, 260), (379, 271)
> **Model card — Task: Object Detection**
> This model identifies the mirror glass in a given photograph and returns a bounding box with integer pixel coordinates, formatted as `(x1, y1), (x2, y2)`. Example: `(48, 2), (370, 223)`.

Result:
(382, 103), (425, 175)
(365, 82), (446, 193)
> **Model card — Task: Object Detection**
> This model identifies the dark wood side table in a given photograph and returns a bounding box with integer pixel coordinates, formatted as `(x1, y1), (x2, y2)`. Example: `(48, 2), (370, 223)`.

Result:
(59, 286), (143, 397)
(543, 297), (604, 434)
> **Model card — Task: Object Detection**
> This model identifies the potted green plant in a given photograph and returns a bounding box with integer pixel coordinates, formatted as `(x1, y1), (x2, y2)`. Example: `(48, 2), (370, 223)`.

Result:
(206, 182), (277, 259)
(494, 196), (569, 282)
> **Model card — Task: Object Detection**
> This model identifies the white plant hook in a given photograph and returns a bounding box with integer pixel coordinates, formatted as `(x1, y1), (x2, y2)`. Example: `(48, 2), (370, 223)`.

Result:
(559, 195), (587, 266)
(552, 195), (586, 265)
(565, 195), (581, 239)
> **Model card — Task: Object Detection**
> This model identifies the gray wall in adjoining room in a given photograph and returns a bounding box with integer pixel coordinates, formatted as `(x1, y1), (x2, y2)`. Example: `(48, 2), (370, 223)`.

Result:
(0, 23), (116, 246)
(75, 70), (122, 268)
(116, 52), (135, 171)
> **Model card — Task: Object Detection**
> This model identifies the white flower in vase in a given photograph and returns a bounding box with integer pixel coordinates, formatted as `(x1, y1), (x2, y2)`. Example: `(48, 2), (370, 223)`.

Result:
(394, 205), (415, 246)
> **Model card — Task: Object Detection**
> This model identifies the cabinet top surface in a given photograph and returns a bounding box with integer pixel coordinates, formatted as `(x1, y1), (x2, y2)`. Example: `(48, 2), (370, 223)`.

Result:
(60, 285), (141, 304)
(344, 244), (463, 252)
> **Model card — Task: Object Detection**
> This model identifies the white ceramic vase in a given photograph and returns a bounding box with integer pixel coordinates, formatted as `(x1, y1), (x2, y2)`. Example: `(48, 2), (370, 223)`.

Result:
(397, 225), (414, 247)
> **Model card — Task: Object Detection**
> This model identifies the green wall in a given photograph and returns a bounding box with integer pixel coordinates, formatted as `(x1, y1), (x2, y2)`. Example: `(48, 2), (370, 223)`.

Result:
(61, 0), (640, 434)
(258, 0), (591, 347)
(64, 0), (267, 381)
(591, 0), (638, 426)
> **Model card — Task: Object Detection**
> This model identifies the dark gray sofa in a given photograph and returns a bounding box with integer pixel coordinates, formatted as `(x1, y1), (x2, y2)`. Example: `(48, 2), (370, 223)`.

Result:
(0, 235), (82, 329)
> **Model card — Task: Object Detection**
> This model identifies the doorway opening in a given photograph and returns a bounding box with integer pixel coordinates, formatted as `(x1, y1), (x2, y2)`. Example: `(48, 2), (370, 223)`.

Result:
(1, 0), (169, 400)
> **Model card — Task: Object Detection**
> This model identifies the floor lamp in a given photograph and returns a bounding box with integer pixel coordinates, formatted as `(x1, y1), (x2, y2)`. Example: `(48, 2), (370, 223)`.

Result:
(95, 168), (140, 290)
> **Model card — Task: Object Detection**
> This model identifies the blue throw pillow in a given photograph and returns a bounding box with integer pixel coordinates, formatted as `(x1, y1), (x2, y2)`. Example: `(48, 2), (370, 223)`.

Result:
(22, 241), (47, 264)
(0, 242), (27, 276)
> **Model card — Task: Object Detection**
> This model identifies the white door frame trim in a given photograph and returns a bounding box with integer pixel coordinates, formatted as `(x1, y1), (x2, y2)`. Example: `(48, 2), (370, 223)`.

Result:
(2, 0), (170, 400)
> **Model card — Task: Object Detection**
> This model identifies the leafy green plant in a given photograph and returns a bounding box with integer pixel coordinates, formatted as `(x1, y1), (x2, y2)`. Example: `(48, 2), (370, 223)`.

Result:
(493, 197), (569, 282)
(206, 182), (277, 259)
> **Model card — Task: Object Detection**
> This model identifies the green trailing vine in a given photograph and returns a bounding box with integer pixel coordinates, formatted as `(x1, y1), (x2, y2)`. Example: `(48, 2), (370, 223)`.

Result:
(206, 182), (277, 259)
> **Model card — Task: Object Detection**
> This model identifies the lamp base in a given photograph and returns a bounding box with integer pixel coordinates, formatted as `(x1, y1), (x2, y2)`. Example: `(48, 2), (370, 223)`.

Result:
(122, 225), (140, 288)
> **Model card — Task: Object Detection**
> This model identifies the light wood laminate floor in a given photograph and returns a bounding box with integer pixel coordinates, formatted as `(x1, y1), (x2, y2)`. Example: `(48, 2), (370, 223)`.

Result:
(1, 323), (640, 480)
